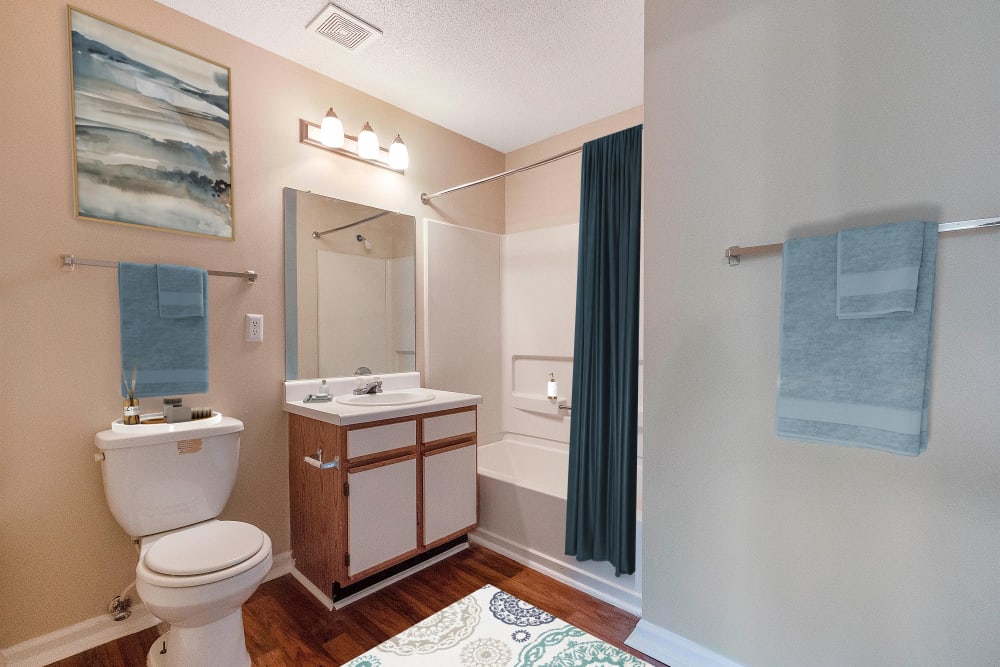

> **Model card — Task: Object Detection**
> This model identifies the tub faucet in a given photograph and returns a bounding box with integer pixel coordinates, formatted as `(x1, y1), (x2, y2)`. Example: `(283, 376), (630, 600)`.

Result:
(353, 377), (382, 395)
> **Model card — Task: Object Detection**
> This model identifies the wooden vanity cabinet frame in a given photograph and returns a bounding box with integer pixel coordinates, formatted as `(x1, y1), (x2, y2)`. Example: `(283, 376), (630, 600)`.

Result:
(288, 404), (478, 597)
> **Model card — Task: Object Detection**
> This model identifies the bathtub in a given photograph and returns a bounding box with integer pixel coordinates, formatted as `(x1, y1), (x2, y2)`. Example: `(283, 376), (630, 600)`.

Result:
(473, 437), (642, 614)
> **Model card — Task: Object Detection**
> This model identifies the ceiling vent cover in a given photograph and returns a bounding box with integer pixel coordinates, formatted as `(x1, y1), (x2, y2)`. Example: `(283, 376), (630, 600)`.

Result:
(307, 3), (383, 52)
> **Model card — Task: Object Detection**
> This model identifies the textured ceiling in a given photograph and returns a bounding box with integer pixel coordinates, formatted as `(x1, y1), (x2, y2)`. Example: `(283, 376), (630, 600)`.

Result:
(153, 0), (643, 152)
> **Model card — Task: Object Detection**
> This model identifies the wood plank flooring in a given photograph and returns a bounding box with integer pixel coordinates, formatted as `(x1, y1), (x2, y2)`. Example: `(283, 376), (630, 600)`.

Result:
(49, 544), (666, 666)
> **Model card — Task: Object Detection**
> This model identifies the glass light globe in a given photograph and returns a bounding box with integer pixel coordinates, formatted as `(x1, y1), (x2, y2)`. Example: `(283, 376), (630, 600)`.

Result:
(357, 122), (379, 160)
(320, 108), (344, 148)
(388, 134), (409, 170)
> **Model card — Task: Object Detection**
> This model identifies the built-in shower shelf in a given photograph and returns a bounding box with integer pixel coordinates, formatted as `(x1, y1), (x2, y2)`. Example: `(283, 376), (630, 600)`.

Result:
(512, 392), (565, 416)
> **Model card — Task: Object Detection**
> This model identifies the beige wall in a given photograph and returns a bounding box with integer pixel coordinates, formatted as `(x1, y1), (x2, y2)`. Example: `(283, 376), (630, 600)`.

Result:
(505, 106), (642, 234)
(643, 2), (1000, 665)
(0, 0), (502, 647)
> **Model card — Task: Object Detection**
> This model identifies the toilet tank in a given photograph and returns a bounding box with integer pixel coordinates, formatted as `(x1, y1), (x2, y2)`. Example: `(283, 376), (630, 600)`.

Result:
(95, 415), (245, 538)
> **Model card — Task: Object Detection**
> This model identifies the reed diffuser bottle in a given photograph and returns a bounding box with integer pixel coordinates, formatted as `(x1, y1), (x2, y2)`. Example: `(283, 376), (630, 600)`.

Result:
(122, 367), (140, 425)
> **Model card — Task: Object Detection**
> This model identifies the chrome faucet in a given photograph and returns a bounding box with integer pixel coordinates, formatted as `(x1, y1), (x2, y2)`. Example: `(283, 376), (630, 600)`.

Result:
(353, 376), (383, 395)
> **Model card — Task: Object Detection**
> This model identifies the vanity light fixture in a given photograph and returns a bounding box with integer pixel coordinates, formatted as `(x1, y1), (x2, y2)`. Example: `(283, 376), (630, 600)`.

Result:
(320, 107), (345, 148)
(357, 121), (379, 160)
(388, 134), (409, 171)
(299, 112), (407, 173)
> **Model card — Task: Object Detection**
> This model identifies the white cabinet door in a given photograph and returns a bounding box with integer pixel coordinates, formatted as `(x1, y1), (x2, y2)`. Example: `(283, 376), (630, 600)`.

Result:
(348, 459), (417, 576)
(423, 445), (477, 546)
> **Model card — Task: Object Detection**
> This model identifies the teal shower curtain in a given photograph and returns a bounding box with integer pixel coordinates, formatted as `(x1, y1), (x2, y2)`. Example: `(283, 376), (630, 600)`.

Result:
(565, 124), (642, 576)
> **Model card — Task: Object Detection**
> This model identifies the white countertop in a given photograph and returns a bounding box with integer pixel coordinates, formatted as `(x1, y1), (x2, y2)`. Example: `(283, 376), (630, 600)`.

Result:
(284, 388), (481, 426)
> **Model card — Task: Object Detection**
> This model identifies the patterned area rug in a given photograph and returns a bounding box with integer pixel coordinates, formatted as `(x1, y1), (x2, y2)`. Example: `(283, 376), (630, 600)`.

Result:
(345, 584), (650, 666)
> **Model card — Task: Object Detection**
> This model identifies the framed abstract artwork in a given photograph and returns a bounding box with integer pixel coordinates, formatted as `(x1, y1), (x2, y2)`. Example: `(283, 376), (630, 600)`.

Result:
(68, 7), (234, 239)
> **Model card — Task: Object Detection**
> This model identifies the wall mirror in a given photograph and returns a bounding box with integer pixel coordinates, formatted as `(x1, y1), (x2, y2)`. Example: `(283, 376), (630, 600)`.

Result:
(284, 188), (416, 380)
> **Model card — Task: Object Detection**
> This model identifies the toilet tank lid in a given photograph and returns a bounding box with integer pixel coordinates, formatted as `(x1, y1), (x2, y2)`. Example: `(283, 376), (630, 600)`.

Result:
(144, 521), (265, 576)
(95, 415), (244, 449)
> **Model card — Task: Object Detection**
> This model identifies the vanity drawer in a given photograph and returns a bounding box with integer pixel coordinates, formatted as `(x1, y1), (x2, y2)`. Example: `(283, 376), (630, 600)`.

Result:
(348, 420), (416, 459)
(423, 409), (476, 444)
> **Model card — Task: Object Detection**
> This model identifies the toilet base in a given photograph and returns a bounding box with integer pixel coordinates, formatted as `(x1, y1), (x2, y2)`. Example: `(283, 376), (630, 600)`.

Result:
(145, 608), (250, 667)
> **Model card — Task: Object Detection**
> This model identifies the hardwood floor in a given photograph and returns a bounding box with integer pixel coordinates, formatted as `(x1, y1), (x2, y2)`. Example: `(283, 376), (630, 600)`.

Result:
(49, 544), (666, 666)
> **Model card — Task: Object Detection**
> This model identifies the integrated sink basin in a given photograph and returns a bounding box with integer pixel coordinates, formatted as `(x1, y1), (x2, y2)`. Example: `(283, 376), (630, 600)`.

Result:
(335, 390), (436, 406)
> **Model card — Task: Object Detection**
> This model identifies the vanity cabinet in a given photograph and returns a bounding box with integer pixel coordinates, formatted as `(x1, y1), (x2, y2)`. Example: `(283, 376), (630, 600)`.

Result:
(288, 405), (477, 599)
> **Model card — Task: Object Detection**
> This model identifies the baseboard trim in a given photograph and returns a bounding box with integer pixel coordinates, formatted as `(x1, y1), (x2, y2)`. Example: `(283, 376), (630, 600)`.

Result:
(0, 550), (294, 667)
(0, 603), (159, 667)
(289, 567), (335, 611)
(470, 529), (642, 616)
(265, 549), (295, 582)
(289, 543), (471, 611)
(625, 619), (744, 667)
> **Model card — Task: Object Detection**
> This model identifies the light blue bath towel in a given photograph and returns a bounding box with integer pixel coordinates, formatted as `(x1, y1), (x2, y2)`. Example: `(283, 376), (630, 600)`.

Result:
(157, 264), (205, 318)
(776, 222), (937, 456)
(837, 220), (926, 319)
(119, 262), (209, 397)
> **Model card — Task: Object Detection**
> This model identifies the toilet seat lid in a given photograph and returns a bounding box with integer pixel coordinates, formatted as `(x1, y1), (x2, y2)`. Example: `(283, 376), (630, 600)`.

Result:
(144, 521), (264, 576)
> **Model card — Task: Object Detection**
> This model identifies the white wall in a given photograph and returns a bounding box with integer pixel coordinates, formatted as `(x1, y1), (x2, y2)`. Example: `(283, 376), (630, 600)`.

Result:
(642, 2), (1000, 666)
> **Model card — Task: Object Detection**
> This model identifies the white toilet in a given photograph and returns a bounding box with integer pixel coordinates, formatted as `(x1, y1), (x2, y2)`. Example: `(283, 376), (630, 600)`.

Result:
(95, 414), (273, 667)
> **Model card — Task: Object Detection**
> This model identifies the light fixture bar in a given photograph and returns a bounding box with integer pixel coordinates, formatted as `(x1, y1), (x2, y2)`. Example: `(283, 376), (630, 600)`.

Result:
(298, 119), (403, 173)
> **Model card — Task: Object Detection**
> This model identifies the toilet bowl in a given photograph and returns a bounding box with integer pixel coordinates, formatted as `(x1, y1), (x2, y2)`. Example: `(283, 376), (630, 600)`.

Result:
(95, 415), (271, 667)
(136, 520), (273, 667)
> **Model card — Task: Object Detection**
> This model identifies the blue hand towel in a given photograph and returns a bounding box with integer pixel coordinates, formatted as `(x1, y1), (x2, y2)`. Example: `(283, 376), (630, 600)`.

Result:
(157, 264), (205, 318)
(776, 222), (937, 456)
(119, 262), (208, 397)
(837, 220), (926, 319)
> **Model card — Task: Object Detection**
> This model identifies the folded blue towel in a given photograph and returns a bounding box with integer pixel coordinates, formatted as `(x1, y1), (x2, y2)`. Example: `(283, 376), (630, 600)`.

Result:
(157, 264), (205, 318)
(776, 222), (937, 456)
(119, 262), (208, 397)
(837, 220), (926, 319)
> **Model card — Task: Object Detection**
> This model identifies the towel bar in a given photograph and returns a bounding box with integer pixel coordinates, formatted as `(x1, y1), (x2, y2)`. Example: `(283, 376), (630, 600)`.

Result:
(725, 215), (1000, 265)
(60, 254), (258, 283)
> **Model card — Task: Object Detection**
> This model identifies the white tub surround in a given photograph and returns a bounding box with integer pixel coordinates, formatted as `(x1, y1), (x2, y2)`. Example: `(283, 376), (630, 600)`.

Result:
(474, 437), (643, 614)
(284, 372), (481, 425)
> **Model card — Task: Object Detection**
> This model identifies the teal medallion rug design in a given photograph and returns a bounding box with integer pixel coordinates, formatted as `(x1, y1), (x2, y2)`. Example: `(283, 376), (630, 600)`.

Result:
(345, 584), (650, 666)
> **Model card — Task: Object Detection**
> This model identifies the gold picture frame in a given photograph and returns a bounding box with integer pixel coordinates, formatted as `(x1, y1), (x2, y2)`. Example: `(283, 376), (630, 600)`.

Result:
(67, 6), (234, 239)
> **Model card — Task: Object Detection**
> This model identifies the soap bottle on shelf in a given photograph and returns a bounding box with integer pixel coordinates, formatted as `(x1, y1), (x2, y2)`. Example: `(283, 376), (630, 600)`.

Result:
(547, 373), (558, 400)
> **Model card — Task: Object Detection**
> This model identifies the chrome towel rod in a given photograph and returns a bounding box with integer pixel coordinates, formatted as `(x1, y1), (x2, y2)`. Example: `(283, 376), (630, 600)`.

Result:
(60, 254), (258, 283)
(725, 216), (1000, 266)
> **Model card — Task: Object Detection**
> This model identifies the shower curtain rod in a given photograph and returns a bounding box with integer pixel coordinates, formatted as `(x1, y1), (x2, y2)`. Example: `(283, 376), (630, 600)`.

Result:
(420, 145), (582, 204)
(60, 254), (258, 283)
(312, 210), (393, 239)
(724, 215), (1000, 265)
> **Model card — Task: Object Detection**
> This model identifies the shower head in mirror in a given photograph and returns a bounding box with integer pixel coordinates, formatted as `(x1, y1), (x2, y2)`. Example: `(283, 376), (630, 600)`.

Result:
(356, 234), (372, 250)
